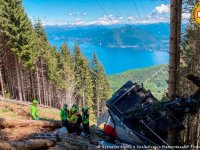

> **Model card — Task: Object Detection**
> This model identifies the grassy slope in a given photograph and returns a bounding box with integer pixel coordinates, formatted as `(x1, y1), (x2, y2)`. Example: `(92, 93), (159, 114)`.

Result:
(0, 99), (60, 141)
(108, 65), (168, 100)
(0, 100), (60, 121)
(0, 100), (103, 150)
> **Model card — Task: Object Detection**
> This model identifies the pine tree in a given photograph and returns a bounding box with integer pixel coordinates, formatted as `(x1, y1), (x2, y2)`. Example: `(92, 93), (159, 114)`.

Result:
(175, 0), (200, 145)
(58, 42), (75, 106)
(73, 45), (95, 118)
(177, 22), (200, 145)
(0, 0), (110, 121)
(1, 0), (38, 67)
(90, 52), (111, 117)
(0, 0), (38, 101)
(34, 19), (47, 41)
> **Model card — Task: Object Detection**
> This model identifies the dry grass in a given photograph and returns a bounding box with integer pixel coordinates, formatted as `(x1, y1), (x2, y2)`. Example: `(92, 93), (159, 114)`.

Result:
(0, 99), (60, 141)
(0, 100), (60, 120)
(0, 99), (104, 150)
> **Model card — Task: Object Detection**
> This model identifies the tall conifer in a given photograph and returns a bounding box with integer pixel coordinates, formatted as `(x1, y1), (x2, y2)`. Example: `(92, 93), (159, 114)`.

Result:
(90, 52), (111, 117)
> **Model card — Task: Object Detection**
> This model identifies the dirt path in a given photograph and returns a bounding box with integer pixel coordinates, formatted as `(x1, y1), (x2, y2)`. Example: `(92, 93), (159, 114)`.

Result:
(143, 66), (165, 85)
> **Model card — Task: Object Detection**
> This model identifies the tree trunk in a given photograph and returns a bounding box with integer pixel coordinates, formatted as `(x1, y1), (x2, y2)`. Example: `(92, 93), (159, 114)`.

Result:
(0, 33), (4, 97)
(0, 120), (61, 129)
(48, 82), (51, 107)
(36, 64), (41, 104)
(176, 0), (182, 95)
(83, 92), (85, 107)
(0, 139), (56, 150)
(0, 67), (4, 97)
(41, 60), (46, 105)
(19, 61), (25, 101)
(15, 57), (23, 101)
(168, 0), (182, 145)
(77, 95), (81, 113)
(30, 70), (36, 100)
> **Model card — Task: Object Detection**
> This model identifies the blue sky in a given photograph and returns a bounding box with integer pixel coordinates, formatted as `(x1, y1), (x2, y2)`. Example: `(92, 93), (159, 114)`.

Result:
(22, 0), (183, 26)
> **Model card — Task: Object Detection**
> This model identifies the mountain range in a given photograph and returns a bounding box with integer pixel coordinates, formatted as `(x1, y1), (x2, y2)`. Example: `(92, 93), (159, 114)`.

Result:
(45, 23), (171, 51)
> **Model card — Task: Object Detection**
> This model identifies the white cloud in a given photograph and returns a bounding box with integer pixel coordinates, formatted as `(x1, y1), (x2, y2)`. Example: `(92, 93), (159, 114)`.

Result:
(35, 8), (171, 26)
(143, 4), (170, 24)
(153, 4), (170, 14)
(30, 3), (173, 26)
(75, 18), (82, 22)
(68, 11), (88, 17)
(39, 19), (70, 26)
(83, 15), (120, 25)
(68, 12), (73, 16)
(83, 12), (88, 16)
(127, 16), (134, 21)
(68, 15), (120, 26)
(37, 15), (170, 26)
(118, 16), (123, 20)
(182, 12), (191, 20)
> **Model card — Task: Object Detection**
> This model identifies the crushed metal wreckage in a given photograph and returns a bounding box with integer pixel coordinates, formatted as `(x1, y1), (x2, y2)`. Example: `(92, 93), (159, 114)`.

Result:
(97, 74), (200, 146)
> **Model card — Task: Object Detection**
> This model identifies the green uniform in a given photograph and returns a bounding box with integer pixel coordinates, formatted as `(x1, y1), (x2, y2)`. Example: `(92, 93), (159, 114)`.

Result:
(82, 114), (89, 124)
(82, 106), (90, 134)
(70, 104), (78, 123)
(60, 109), (69, 121)
(69, 113), (78, 124)
(30, 104), (38, 120)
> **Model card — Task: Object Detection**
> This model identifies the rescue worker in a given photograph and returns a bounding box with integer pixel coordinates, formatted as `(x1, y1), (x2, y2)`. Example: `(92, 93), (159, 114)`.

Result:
(68, 103), (77, 118)
(60, 104), (69, 128)
(30, 99), (39, 120)
(82, 106), (90, 135)
(69, 104), (82, 135)
(72, 104), (82, 131)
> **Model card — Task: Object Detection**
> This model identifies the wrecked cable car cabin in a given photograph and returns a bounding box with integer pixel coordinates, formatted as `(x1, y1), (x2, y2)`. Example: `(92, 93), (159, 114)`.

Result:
(102, 75), (200, 146)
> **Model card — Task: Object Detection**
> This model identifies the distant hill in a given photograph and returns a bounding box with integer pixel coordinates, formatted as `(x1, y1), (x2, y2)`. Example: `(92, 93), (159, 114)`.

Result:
(45, 23), (170, 51)
(108, 64), (168, 100)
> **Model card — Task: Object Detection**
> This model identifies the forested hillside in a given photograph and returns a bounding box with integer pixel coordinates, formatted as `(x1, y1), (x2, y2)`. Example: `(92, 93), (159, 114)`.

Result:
(0, 0), (111, 119)
(109, 65), (168, 100)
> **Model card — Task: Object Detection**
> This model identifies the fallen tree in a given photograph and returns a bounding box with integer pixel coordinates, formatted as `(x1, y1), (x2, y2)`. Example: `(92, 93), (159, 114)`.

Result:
(0, 139), (56, 150)
(0, 120), (61, 129)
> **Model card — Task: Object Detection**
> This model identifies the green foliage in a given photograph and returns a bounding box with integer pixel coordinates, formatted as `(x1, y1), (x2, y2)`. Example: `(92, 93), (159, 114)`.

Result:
(57, 42), (74, 89)
(33, 19), (64, 87)
(90, 52), (111, 116)
(0, 0), (111, 119)
(0, 0), (38, 67)
(73, 45), (95, 117)
(1, 108), (11, 112)
(34, 19), (48, 41)
(108, 65), (168, 100)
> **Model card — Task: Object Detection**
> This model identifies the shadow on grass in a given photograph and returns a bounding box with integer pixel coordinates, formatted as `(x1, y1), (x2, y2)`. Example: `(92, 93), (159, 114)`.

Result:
(39, 117), (59, 122)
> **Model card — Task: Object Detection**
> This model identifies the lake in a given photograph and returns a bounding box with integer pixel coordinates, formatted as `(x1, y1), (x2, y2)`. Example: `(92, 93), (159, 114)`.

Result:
(45, 24), (169, 75)
(48, 39), (169, 75)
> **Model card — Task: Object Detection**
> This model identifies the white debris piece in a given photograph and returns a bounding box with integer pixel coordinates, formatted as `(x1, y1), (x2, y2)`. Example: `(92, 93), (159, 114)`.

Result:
(53, 127), (68, 136)
(97, 111), (109, 127)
